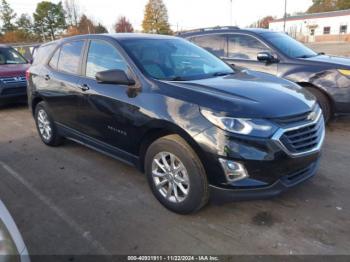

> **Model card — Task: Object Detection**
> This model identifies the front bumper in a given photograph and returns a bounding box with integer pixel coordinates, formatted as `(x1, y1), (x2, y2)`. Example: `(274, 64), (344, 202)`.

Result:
(0, 83), (27, 100)
(210, 159), (320, 202)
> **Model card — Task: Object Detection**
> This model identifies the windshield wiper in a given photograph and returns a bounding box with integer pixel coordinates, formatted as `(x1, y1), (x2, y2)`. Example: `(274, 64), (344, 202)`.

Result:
(213, 72), (235, 77)
(169, 76), (186, 81)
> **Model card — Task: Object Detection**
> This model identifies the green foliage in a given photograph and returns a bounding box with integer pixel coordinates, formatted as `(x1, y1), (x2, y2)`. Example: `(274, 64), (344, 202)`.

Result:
(308, 0), (350, 13)
(0, 0), (17, 32)
(95, 23), (108, 34)
(33, 1), (66, 40)
(142, 0), (172, 34)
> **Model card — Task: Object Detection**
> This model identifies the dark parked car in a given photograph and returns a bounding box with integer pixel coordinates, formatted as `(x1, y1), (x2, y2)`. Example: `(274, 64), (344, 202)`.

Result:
(180, 27), (350, 122)
(27, 34), (325, 214)
(0, 200), (30, 261)
(0, 45), (30, 104)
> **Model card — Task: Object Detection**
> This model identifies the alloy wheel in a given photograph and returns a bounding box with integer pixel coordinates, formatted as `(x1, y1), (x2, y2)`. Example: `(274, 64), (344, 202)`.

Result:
(152, 152), (190, 203)
(37, 109), (52, 141)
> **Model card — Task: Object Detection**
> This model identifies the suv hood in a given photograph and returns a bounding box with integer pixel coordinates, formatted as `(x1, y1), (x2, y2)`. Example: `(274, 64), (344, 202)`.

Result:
(163, 70), (315, 119)
(304, 55), (350, 68)
(0, 64), (29, 77)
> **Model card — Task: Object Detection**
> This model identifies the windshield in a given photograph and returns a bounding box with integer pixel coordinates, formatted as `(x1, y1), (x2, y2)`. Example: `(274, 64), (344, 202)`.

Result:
(120, 38), (234, 81)
(0, 47), (27, 65)
(264, 32), (318, 58)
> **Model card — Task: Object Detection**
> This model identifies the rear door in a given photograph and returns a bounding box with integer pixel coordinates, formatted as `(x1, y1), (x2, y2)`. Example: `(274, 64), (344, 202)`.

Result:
(225, 34), (278, 74)
(44, 40), (86, 130)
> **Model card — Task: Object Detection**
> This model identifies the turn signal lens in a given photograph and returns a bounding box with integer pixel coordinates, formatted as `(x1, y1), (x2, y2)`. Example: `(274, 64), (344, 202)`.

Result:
(338, 69), (350, 77)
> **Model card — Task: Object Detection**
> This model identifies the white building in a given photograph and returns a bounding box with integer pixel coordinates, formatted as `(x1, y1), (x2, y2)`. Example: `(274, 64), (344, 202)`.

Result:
(269, 9), (350, 43)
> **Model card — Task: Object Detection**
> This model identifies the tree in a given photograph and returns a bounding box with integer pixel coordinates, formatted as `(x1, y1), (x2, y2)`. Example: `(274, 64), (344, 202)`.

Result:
(257, 16), (274, 29)
(95, 23), (108, 34)
(77, 14), (95, 34)
(16, 14), (33, 34)
(307, 0), (350, 13)
(114, 16), (134, 33)
(64, 0), (80, 27)
(33, 1), (66, 41)
(142, 0), (172, 34)
(0, 0), (16, 33)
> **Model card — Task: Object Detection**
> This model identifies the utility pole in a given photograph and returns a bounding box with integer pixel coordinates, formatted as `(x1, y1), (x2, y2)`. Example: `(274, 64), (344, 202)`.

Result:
(283, 0), (287, 32)
(230, 0), (233, 26)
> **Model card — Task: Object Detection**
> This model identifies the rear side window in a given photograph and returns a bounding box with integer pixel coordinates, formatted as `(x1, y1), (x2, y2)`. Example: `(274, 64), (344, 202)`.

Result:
(85, 40), (128, 78)
(33, 44), (57, 65)
(49, 48), (60, 70)
(190, 35), (227, 57)
(57, 41), (84, 75)
(228, 34), (267, 60)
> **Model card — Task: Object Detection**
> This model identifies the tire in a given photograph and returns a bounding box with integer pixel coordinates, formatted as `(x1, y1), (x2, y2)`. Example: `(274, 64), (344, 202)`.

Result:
(305, 86), (332, 123)
(34, 101), (64, 146)
(145, 135), (209, 214)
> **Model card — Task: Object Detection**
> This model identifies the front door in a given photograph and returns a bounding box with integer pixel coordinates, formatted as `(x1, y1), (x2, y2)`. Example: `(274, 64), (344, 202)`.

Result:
(76, 39), (140, 154)
(224, 34), (278, 75)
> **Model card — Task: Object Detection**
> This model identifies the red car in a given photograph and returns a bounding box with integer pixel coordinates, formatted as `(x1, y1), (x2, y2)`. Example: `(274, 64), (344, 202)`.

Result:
(0, 45), (30, 104)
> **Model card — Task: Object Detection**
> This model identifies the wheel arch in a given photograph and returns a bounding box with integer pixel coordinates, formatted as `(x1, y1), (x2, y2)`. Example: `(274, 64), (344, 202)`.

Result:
(137, 122), (209, 176)
(297, 82), (335, 109)
(31, 96), (44, 116)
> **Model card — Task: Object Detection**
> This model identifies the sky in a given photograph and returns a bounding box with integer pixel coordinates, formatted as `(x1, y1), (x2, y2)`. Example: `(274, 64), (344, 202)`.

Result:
(8, 0), (313, 32)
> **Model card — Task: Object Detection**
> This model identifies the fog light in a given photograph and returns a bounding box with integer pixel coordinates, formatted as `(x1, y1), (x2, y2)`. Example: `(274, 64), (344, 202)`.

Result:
(219, 159), (249, 182)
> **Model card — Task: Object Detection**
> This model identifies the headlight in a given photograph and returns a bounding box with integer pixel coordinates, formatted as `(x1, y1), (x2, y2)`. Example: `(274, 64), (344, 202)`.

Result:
(338, 69), (350, 77)
(201, 109), (278, 137)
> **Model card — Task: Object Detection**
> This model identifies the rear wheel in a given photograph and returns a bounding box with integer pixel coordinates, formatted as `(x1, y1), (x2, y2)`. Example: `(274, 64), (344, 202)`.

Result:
(35, 101), (64, 146)
(305, 86), (332, 123)
(145, 135), (209, 214)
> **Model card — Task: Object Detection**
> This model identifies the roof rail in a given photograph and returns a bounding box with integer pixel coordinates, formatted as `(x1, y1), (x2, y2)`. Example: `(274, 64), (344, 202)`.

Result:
(178, 26), (240, 35)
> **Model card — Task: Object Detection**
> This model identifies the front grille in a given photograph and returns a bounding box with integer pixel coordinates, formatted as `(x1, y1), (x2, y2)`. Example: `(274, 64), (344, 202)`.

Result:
(281, 161), (318, 187)
(280, 117), (324, 154)
(273, 108), (325, 156)
(273, 104), (320, 126)
(0, 75), (26, 85)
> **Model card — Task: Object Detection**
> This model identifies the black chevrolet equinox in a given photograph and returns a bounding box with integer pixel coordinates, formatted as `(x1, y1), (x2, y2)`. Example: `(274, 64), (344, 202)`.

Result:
(27, 34), (325, 214)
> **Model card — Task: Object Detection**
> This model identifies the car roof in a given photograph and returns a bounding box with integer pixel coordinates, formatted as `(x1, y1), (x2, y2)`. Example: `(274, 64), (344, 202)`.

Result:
(178, 27), (275, 38)
(56, 33), (179, 45)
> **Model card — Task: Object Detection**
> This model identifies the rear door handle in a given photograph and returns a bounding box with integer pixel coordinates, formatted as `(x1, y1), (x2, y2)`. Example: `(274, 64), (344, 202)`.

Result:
(44, 75), (50, 81)
(80, 84), (90, 91)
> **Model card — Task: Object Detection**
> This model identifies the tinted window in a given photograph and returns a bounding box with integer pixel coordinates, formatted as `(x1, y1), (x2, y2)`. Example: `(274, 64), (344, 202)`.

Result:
(120, 38), (233, 81)
(49, 48), (60, 69)
(86, 40), (128, 78)
(0, 47), (27, 65)
(228, 34), (267, 60)
(264, 32), (317, 58)
(57, 41), (84, 74)
(191, 35), (227, 57)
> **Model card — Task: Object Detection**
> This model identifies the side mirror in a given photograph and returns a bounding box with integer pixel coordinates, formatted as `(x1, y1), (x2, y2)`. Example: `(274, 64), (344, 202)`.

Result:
(96, 69), (135, 86)
(257, 52), (278, 63)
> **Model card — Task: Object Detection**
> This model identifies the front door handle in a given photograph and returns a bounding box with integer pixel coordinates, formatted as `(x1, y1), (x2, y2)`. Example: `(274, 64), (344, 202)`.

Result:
(80, 84), (90, 91)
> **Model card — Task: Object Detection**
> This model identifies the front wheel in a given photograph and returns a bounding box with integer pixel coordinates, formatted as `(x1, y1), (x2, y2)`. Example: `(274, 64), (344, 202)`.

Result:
(145, 135), (209, 214)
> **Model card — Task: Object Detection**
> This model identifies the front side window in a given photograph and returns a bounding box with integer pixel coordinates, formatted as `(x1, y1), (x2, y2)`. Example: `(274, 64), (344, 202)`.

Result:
(0, 47), (27, 65)
(57, 41), (84, 74)
(228, 34), (267, 60)
(191, 35), (227, 57)
(323, 27), (331, 35)
(264, 32), (317, 58)
(120, 38), (233, 81)
(85, 40), (128, 78)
